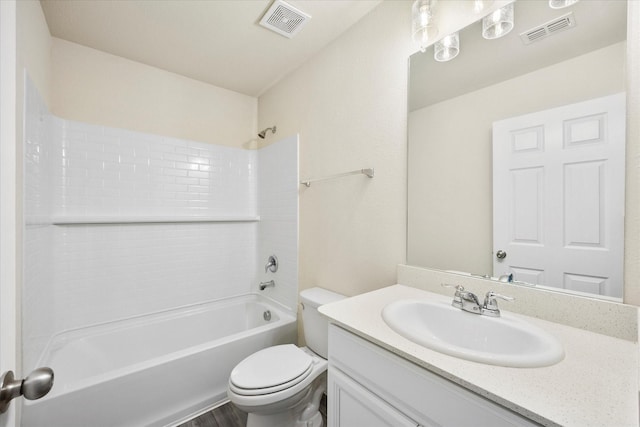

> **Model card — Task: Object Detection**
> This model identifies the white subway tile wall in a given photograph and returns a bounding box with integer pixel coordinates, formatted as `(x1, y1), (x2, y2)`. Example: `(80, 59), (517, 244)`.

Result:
(23, 78), (298, 372)
(51, 119), (257, 217)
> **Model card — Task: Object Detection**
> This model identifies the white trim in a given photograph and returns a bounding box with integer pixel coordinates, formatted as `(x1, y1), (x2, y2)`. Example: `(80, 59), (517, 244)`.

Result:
(624, 0), (640, 305)
(0, 0), (18, 425)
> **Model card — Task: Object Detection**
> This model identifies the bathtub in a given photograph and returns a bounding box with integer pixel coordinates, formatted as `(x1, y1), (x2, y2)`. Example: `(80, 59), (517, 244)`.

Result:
(22, 293), (297, 427)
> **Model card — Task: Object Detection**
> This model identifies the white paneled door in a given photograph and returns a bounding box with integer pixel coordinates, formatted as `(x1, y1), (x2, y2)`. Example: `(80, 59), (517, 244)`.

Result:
(493, 93), (625, 298)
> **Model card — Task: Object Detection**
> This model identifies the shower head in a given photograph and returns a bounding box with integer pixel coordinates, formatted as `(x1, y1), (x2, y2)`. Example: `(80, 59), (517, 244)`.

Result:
(258, 126), (277, 139)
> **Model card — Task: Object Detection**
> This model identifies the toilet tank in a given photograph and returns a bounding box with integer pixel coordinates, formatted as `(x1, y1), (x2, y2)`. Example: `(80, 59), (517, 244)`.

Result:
(300, 287), (346, 358)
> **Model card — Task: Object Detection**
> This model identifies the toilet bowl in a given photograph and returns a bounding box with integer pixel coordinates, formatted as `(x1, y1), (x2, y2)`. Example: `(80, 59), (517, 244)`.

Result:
(227, 287), (345, 427)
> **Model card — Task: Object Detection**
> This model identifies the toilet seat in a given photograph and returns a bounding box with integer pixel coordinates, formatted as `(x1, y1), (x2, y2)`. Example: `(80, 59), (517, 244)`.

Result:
(230, 365), (313, 396)
(229, 345), (313, 396)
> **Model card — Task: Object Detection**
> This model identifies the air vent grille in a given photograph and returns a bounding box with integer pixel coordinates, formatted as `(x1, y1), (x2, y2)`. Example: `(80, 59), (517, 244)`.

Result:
(259, 0), (311, 39)
(520, 12), (576, 45)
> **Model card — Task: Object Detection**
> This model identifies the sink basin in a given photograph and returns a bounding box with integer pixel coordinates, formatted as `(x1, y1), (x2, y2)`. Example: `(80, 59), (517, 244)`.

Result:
(381, 299), (564, 367)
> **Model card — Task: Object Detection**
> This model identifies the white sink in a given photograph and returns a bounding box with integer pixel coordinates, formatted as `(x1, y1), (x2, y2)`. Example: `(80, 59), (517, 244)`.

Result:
(381, 299), (564, 368)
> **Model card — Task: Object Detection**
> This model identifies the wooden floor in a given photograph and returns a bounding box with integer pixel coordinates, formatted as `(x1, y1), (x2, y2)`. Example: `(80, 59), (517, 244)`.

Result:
(179, 396), (327, 427)
(178, 402), (248, 427)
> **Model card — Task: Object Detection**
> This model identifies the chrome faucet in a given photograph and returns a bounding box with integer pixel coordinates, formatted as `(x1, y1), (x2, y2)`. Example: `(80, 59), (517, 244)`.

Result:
(259, 280), (275, 291)
(482, 291), (514, 317)
(459, 289), (483, 314)
(441, 284), (514, 317)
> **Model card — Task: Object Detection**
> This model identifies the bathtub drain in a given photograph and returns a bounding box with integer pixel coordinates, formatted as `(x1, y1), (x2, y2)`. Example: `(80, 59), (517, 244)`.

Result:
(263, 310), (272, 321)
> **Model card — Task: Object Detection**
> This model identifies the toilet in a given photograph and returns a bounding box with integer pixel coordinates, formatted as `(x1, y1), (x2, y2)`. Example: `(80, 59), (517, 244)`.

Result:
(227, 287), (345, 427)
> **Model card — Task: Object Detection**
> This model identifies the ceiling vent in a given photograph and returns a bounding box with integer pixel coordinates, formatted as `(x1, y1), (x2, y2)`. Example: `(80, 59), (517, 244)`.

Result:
(520, 12), (576, 45)
(259, 0), (311, 39)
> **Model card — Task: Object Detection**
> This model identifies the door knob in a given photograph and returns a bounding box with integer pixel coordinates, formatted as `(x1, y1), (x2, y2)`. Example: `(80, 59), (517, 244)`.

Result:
(496, 250), (507, 260)
(0, 367), (54, 413)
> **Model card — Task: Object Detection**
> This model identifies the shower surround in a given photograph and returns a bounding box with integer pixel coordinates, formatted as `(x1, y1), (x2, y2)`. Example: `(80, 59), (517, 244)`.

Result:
(23, 77), (299, 376)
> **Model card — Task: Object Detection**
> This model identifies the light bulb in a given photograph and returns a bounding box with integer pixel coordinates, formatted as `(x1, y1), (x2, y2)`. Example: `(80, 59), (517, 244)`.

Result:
(549, 0), (579, 9)
(482, 3), (514, 40)
(412, 0), (439, 52)
(434, 32), (460, 62)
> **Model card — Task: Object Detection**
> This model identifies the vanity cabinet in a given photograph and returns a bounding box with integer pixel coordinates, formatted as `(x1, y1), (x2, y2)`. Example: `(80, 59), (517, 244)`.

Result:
(328, 368), (419, 427)
(327, 325), (540, 427)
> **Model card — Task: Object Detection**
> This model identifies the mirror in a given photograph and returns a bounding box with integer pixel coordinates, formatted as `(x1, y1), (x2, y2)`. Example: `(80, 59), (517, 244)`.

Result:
(408, 0), (627, 300)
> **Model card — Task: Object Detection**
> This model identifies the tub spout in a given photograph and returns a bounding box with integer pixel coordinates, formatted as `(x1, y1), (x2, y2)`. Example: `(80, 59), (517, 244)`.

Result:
(259, 280), (275, 291)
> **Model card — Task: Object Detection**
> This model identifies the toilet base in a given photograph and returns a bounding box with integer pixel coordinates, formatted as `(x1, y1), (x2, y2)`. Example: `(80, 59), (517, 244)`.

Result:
(243, 375), (326, 427)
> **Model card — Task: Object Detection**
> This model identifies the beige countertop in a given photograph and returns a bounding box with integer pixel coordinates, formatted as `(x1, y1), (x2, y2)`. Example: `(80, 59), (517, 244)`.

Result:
(319, 284), (639, 427)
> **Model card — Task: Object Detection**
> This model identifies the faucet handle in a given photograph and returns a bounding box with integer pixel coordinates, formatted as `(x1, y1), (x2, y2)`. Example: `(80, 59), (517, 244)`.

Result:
(483, 291), (514, 316)
(485, 291), (515, 302)
(265, 255), (278, 273)
(441, 283), (464, 308)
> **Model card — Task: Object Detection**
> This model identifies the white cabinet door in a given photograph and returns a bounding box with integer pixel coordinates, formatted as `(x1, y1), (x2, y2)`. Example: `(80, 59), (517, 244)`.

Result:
(493, 93), (625, 298)
(328, 368), (419, 427)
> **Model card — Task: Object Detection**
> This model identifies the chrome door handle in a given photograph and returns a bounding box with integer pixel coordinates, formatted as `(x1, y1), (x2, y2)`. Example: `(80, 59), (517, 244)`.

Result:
(496, 250), (507, 260)
(0, 367), (54, 413)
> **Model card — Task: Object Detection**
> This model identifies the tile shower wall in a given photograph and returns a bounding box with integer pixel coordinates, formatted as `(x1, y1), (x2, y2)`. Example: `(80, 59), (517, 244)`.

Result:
(23, 78), (298, 372)
(51, 120), (257, 217)
(257, 136), (299, 310)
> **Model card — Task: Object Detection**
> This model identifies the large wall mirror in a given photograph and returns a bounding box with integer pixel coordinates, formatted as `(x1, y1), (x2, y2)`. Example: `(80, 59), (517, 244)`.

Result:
(408, 0), (627, 301)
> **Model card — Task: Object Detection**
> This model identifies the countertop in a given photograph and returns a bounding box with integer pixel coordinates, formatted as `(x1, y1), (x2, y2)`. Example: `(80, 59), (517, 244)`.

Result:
(319, 284), (639, 427)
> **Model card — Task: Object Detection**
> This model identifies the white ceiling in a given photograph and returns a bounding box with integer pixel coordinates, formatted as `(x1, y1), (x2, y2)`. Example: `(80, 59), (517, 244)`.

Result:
(40, 0), (382, 97)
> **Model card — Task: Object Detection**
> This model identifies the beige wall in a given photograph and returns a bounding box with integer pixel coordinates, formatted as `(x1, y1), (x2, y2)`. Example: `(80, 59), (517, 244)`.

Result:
(51, 38), (257, 147)
(258, 1), (411, 300)
(17, 1), (51, 108)
(408, 42), (626, 276)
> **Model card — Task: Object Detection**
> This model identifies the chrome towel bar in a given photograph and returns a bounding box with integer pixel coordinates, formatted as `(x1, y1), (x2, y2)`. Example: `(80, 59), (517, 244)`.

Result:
(300, 168), (374, 187)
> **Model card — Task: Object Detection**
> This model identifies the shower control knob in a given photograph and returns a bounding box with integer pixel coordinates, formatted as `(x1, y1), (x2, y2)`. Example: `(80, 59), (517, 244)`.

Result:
(265, 255), (278, 273)
(0, 367), (54, 413)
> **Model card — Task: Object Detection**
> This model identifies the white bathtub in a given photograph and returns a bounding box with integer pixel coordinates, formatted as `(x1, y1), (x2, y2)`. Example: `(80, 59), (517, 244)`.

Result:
(22, 293), (297, 427)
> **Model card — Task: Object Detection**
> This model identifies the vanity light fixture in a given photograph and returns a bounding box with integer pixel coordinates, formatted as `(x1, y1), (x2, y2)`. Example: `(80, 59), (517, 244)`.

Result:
(412, 0), (438, 52)
(434, 32), (459, 62)
(471, 0), (494, 14)
(549, 0), (579, 9)
(482, 3), (514, 40)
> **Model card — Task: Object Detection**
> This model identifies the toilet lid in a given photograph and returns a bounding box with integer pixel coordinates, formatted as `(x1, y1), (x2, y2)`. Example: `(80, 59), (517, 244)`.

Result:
(230, 344), (313, 391)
